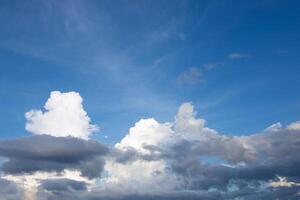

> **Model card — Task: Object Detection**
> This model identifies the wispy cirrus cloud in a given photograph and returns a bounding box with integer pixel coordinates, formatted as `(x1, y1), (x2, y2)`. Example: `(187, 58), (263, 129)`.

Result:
(177, 52), (251, 86)
(203, 52), (249, 71)
(203, 62), (224, 71)
(228, 53), (249, 60)
(176, 67), (202, 85)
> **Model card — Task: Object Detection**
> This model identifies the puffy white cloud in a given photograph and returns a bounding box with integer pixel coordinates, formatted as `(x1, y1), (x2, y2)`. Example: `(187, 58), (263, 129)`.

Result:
(25, 91), (98, 139)
(116, 118), (172, 152)
(103, 102), (255, 194)
(103, 159), (179, 194)
(175, 103), (204, 133)
(175, 102), (218, 141)
(104, 118), (178, 193)
(287, 121), (300, 130)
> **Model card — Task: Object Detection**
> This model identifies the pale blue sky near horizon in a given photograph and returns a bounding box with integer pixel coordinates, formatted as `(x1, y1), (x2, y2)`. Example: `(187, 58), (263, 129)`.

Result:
(0, 0), (299, 144)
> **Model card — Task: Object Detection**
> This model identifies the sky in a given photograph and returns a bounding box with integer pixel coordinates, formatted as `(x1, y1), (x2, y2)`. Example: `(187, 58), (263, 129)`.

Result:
(0, 0), (300, 200)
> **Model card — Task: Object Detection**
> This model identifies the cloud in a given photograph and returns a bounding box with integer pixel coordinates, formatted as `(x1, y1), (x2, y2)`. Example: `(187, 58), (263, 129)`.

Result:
(25, 91), (99, 139)
(228, 53), (249, 60)
(38, 190), (223, 200)
(174, 102), (208, 140)
(3, 170), (96, 200)
(203, 62), (224, 71)
(100, 102), (300, 198)
(287, 121), (300, 130)
(268, 176), (300, 188)
(187, 52), (249, 85)
(0, 178), (21, 200)
(200, 52), (249, 75)
(104, 103), (300, 198)
(0, 134), (108, 200)
(176, 67), (202, 85)
(264, 122), (282, 132)
(2, 96), (300, 199)
(0, 135), (109, 178)
(164, 125), (300, 191)
(40, 178), (87, 193)
(103, 118), (178, 194)
(116, 118), (172, 152)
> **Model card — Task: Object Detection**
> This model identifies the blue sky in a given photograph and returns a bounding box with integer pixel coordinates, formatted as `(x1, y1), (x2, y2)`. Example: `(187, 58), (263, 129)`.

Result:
(0, 0), (299, 144)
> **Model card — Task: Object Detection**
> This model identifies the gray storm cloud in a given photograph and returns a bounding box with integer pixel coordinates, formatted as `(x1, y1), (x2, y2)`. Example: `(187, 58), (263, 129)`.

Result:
(0, 135), (109, 178)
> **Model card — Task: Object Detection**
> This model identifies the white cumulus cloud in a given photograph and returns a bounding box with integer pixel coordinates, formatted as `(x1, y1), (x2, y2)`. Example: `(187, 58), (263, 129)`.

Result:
(287, 121), (300, 130)
(175, 102), (218, 141)
(25, 91), (98, 139)
(116, 118), (172, 152)
(103, 118), (177, 193)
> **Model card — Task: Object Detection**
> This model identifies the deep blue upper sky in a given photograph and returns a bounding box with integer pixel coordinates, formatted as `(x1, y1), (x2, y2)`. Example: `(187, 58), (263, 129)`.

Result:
(0, 0), (299, 143)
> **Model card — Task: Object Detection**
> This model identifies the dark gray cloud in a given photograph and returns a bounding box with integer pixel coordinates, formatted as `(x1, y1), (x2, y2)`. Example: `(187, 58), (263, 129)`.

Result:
(0, 135), (109, 178)
(38, 179), (88, 200)
(40, 178), (87, 193)
(38, 180), (87, 200)
(37, 184), (300, 200)
(112, 128), (300, 196)
(160, 128), (300, 192)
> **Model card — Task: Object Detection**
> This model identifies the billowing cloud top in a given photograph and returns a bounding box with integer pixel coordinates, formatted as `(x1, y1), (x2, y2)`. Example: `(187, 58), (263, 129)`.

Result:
(25, 91), (98, 139)
(1, 91), (300, 200)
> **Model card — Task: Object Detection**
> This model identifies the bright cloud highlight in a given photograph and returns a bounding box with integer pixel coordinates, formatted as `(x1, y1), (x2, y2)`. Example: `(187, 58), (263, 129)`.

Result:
(25, 91), (98, 139)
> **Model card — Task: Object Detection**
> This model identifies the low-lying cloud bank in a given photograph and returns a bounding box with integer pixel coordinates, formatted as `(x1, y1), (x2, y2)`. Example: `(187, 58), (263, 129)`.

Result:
(1, 91), (300, 200)
(0, 135), (108, 178)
